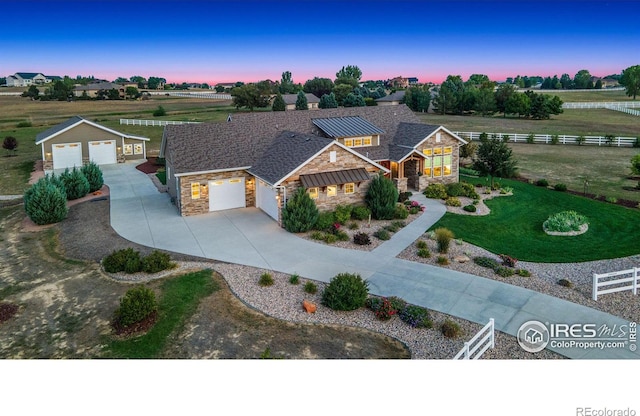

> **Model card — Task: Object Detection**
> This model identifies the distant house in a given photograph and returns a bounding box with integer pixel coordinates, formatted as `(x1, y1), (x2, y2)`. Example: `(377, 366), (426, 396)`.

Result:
(388, 76), (409, 89)
(6, 72), (61, 87)
(376, 91), (405, 106)
(36, 116), (149, 171)
(408, 77), (419, 86)
(282, 93), (320, 110)
(160, 105), (466, 222)
(73, 82), (125, 98)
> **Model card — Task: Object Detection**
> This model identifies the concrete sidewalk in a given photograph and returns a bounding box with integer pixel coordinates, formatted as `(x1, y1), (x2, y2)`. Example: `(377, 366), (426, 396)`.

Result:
(103, 162), (640, 359)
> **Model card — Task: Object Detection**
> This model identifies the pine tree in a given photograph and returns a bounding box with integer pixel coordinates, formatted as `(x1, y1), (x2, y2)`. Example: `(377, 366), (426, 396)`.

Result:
(24, 178), (68, 225)
(281, 187), (319, 232)
(60, 167), (90, 200)
(295, 91), (308, 110)
(365, 174), (398, 220)
(272, 93), (286, 111)
(81, 161), (104, 192)
(319, 92), (338, 108)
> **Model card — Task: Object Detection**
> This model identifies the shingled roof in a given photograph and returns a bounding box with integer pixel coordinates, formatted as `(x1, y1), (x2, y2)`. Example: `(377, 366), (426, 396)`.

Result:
(162, 105), (453, 176)
(312, 116), (385, 138)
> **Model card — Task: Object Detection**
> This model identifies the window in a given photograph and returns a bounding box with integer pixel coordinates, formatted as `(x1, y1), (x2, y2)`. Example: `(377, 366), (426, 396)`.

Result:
(443, 155), (452, 176)
(191, 182), (200, 199)
(363, 137), (372, 146)
(423, 148), (432, 157)
(433, 147), (443, 155)
(436, 132), (441, 142)
(344, 183), (355, 194)
(329, 151), (336, 163)
(123, 144), (133, 155)
(423, 158), (432, 176)
(327, 185), (337, 197)
(433, 156), (443, 177)
(354, 138), (363, 147)
(444, 146), (452, 155)
(344, 138), (353, 147)
(308, 187), (319, 199)
(134, 143), (143, 155)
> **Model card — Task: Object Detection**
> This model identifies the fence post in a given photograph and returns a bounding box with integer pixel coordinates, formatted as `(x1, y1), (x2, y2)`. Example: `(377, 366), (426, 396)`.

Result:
(593, 273), (598, 301)
(490, 318), (495, 348)
(634, 268), (639, 296)
(463, 342), (470, 359)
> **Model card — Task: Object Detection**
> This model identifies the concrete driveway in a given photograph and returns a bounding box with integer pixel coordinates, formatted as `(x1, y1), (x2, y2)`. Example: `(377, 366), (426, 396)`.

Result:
(102, 162), (640, 359)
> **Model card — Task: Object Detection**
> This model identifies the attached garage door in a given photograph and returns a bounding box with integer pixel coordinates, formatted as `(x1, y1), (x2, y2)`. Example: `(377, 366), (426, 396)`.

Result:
(256, 180), (279, 221)
(52, 142), (82, 170)
(88, 140), (117, 165)
(209, 178), (246, 211)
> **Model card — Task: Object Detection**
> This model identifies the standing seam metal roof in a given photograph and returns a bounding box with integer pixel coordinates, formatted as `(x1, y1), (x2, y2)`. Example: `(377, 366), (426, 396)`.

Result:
(312, 116), (385, 138)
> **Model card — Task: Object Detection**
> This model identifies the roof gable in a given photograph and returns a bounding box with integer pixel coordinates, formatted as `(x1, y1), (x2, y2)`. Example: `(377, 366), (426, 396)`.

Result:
(16, 72), (42, 79)
(36, 116), (149, 144)
(282, 93), (320, 105)
(312, 116), (384, 138)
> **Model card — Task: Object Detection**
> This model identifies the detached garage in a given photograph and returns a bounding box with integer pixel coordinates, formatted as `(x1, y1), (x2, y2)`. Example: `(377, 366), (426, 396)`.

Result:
(36, 116), (150, 172)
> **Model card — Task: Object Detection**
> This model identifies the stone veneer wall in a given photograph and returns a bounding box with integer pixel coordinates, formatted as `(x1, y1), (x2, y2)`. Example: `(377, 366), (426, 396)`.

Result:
(178, 170), (255, 216)
(413, 129), (462, 190)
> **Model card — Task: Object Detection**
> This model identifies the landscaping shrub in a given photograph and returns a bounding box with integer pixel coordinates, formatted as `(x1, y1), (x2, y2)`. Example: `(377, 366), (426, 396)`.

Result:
(499, 186), (513, 194)
(304, 281), (317, 294)
(124, 254), (143, 274)
(348, 221), (359, 230)
(535, 178), (549, 187)
(441, 319), (462, 338)
(526, 133), (535, 144)
(499, 254), (518, 268)
(351, 205), (370, 221)
(393, 203), (409, 219)
(417, 248), (431, 258)
(114, 285), (157, 328)
(554, 183), (567, 192)
(17, 120), (32, 128)
(434, 227), (454, 253)
(445, 182), (465, 197)
(60, 167), (90, 200)
(321, 273), (369, 311)
(314, 211), (335, 231)
(517, 269), (532, 277)
(373, 229), (391, 240)
(550, 134), (560, 145)
(23, 178), (68, 225)
(323, 233), (337, 244)
(281, 187), (319, 233)
(605, 196), (618, 204)
(353, 232), (371, 245)
(369, 297), (397, 321)
(289, 273), (300, 285)
(576, 135), (586, 146)
(391, 220), (406, 229)
(365, 174), (398, 220)
(436, 256), (449, 265)
(334, 204), (352, 225)
(141, 250), (173, 273)
(310, 231), (324, 240)
(398, 191), (413, 203)
(335, 230), (350, 241)
(543, 211), (588, 233)
(153, 106), (166, 117)
(408, 206), (419, 215)
(445, 197), (461, 207)
(389, 296), (407, 312)
(463, 204), (476, 212)
(102, 248), (142, 273)
(558, 278), (574, 288)
(416, 240), (428, 250)
(259, 272), (274, 287)
(494, 266), (515, 277)
(81, 161), (104, 193)
(399, 304), (432, 328)
(473, 256), (499, 269)
(424, 183), (448, 199)
(384, 223), (399, 233)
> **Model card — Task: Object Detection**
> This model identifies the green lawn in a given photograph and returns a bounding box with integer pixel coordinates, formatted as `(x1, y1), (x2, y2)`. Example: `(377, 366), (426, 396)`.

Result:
(429, 176), (640, 263)
(104, 269), (217, 358)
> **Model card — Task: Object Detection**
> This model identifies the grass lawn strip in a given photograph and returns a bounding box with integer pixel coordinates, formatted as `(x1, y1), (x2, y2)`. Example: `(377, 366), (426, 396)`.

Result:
(429, 176), (640, 262)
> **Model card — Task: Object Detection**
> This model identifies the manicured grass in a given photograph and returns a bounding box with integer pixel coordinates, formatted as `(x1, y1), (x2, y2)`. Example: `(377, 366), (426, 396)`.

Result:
(105, 269), (218, 358)
(429, 176), (640, 262)
(538, 89), (632, 102)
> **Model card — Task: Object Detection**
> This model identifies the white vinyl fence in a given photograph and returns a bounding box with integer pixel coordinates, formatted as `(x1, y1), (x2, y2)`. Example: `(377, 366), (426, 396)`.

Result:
(453, 318), (495, 360)
(563, 101), (640, 109)
(605, 105), (640, 116)
(592, 268), (640, 301)
(119, 119), (202, 127)
(456, 131), (638, 147)
(145, 91), (231, 100)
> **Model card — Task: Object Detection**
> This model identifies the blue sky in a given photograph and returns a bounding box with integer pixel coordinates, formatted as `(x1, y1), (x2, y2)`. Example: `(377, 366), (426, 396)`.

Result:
(1, 0), (638, 84)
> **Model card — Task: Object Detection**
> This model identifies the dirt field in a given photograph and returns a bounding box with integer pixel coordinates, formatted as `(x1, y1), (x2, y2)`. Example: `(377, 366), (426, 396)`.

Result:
(0, 201), (409, 359)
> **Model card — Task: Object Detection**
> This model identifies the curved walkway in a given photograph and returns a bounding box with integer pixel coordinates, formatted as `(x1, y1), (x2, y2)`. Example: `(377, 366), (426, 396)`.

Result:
(103, 162), (640, 359)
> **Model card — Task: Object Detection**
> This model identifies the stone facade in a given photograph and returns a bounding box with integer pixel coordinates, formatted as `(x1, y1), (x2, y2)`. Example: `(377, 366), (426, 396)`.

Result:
(178, 170), (255, 216)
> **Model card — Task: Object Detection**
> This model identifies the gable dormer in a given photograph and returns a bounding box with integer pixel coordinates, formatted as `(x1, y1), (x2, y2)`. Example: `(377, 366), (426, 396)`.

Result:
(312, 116), (384, 148)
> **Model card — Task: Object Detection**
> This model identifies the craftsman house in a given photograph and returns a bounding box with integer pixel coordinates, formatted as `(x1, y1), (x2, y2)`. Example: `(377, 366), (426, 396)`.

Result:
(160, 105), (465, 223)
(36, 116), (149, 171)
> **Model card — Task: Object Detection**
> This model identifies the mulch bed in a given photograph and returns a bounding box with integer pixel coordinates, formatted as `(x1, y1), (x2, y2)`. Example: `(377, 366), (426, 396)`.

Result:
(135, 157), (162, 174)
(111, 311), (158, 337)
(0, 303), (18, 324)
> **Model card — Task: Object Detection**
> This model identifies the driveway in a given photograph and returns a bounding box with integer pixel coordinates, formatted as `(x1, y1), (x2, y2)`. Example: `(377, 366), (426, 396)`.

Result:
(103, 162), (640, 359)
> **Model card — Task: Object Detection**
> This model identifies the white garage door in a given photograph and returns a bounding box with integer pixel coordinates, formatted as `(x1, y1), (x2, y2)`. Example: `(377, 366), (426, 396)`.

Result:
(256, 180), (279, 221)
(88, 140), (117, 165)
(209, 178), (246, 211)
(52, 142), (82, 170)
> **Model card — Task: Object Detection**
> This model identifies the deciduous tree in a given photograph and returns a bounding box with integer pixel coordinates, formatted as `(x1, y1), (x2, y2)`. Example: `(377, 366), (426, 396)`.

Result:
(620, 65), (640, 100)
(3, 136), (18, 156)
(231, 83), (271, 110)
(303, 77), (334, 98)
(472, 138), (518, 188)
(403, 86), (431, 112)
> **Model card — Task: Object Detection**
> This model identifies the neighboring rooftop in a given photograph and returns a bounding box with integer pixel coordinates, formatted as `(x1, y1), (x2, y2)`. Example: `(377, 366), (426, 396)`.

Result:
(312, 116), (385, 138)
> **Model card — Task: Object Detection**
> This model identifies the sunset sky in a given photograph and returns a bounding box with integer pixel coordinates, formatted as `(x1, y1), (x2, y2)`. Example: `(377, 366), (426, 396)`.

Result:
(2, 0), (638, 85)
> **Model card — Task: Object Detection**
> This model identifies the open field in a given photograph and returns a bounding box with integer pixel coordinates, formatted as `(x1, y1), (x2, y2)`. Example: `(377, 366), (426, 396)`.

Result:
(538, 89), (632, 102)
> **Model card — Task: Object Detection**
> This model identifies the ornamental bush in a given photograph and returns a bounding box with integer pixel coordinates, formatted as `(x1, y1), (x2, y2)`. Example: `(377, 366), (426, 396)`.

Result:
(366, 297), (397, 321)
(353, 232), (371, 245)
(399, 304), (432, 328)
(281, 187), (319, 233)
(554, 183), (567, 192)
(81, 161), (104, 193)
(103, 248), (142, 273)
(424, 183), (448, 199)
(351, 205), (370, 221)
(365, 174), (399, 220)
(463, 204), (477, 212)
(473, 256), (499, 269)
(321, 273), (369, 311)
(60, 167), (90, 200)
(114, 285), (157, 328)
(535, 178), (549, 187)
(441, 319), (462, 338)
(543, 210), (588, 233)
(141, 250), (173, 273)
(393, 203), (409, 219)
(314, 211), (335, 231)
(334, 204), (352, 225)
(259, 272), (274, 287)
(434, 227), (454, 254)
(373, 229), (390, 240)
(23, 177), (68, 225)
(445, 197), (461, 207)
